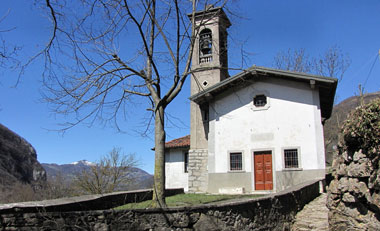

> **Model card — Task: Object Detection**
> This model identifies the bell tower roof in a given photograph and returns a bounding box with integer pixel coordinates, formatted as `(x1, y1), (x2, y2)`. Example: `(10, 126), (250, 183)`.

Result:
(188, 7), (231, 28)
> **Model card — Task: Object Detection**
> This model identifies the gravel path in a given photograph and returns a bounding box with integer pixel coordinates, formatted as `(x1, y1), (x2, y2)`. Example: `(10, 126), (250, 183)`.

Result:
(291, 193), (329, 231)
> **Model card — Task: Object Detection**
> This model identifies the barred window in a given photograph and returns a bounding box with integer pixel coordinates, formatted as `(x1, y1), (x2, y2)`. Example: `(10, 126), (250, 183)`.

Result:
(284, 149), (299, 168)
(254, 94), (267, 107)
(230, 152), (242, 171)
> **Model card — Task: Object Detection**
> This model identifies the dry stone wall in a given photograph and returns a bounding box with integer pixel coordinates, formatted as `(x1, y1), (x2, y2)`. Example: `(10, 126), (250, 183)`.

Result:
(327, 99), (380, 230)
(1, 180), (321, 230)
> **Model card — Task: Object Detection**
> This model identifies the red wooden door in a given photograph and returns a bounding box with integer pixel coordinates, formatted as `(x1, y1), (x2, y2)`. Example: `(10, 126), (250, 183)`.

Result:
(254, 151), (273, 190)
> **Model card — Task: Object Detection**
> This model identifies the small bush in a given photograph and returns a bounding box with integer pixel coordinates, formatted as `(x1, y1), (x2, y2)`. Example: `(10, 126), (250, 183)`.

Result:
(341, 98), (380, 156)
(0, 182), (40, 204)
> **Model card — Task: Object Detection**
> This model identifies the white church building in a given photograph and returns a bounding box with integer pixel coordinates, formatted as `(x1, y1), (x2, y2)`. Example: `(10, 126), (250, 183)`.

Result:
(164, 7), (337, 194)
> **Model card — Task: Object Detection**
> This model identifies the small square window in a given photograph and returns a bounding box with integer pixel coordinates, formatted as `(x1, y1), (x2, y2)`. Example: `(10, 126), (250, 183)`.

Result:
(230, 152), (242, 171)
(254, 94), (267, 107)
(284, 149), (299, 168)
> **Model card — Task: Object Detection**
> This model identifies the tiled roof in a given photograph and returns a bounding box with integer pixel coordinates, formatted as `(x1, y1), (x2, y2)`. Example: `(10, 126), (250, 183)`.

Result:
(165, 135), (190, 149)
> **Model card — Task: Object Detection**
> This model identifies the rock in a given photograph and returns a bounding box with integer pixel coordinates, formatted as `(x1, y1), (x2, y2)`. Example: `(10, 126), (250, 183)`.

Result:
(353, 150), (366, 162)
(193, 213), (223, 231)
(336, 164), (347, 176)
(342, 151), (351, 162)
(347, 178), (372, 202)
(372, 193), (380, 209)
(0, 123), (46, 188)
(326, 191), (340, 208)
(337, 177), (349, 193)
(347, 161), (372, 177)
(342, 193), (355, 203)
(368, 169), (380, 190)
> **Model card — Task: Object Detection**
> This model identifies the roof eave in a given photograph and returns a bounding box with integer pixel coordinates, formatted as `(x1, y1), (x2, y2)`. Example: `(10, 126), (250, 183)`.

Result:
(190, 65), (338, 119)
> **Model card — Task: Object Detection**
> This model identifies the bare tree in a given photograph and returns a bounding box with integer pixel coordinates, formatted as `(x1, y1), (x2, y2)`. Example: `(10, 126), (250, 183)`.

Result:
(40, 0), (230, 207)
(0, 9), (20, 69)
(74, 148), (138, 195)
(274, 48), (312, 73)
(313, 45), (351, 82)
(273, 45), (351, 81)
(43, 172), (77, 199)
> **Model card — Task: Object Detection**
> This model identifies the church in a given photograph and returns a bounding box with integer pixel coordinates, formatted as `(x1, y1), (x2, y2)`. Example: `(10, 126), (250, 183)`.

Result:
(164, 7), (337, 194)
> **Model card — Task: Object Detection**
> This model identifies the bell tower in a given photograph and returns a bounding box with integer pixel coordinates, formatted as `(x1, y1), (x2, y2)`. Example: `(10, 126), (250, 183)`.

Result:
(187, 7), (230, 193)
(189, 6), (230, 150)
(189, 6), (231, 95)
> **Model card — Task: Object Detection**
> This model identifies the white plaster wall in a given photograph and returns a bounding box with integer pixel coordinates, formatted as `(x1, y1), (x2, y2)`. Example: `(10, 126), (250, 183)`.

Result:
(208, 78), (325, 175)
(165, 149), (189, 191)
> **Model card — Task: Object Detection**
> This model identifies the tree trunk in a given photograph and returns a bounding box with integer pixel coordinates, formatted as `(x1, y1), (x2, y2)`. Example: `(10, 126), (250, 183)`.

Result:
(152, 105), (166, 207)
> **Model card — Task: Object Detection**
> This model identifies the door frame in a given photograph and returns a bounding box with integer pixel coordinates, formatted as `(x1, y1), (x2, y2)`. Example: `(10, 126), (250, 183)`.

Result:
(251, 148), (276, 192)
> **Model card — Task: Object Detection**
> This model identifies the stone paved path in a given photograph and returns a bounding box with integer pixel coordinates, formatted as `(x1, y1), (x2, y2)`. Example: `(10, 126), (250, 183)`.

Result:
(291, 193), (329, 231)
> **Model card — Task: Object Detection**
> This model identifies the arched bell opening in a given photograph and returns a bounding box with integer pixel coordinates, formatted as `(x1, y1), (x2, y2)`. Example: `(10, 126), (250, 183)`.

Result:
(199, 28), (212, 63)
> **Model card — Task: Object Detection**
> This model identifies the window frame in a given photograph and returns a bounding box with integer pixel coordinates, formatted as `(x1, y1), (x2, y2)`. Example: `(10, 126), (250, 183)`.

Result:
(251, 91), (270, 111)
(228, 151), (244, 172)
(282, 147), (302, 171)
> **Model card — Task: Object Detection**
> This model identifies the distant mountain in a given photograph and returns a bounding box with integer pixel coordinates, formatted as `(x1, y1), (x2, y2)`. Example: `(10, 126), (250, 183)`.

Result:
(324, 91), (380, 165)
(0, 123), (46, 189)
(42, 161), (153, 190)
(70, 160), (96, 166)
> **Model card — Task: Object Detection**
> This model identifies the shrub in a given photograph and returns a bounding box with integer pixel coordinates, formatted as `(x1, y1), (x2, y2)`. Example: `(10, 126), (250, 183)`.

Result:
(0, 182), (39, 203)
(341, 98), (380, 157)
(73, 147), (138, 195)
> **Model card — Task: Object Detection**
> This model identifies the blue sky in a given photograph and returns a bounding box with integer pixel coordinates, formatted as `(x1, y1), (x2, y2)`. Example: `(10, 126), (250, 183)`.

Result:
(0, 0), (379, 174)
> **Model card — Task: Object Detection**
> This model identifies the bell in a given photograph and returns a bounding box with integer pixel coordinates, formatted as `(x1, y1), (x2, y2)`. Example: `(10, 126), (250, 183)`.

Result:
(201, 47), (211, 55)
(200, 40), (211, 54)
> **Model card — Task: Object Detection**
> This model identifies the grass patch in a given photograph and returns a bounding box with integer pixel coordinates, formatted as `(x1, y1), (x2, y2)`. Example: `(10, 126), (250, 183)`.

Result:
(115, 193), (262, 210)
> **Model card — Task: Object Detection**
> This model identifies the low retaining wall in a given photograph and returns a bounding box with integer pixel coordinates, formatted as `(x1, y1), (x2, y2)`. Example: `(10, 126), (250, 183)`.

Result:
(0, 188), (184, 214)
(0, 180), (321, 231)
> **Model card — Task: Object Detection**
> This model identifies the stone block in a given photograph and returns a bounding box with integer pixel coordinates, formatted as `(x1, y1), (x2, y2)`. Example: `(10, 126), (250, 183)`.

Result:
(348, 178), (369, 198)
(372, 192), (380, 209)
(353, 150), (366, 162)
(332, 156), (343, 169)
(337, 177), (349, 192)
(337, 164), (347, 176)
(192, 171), (201, 177)
(347, 161), (372, 177)
(329, 179), (339, 194)
(342, 151), (352, 162)
(342, 193), (356, 203)
(368, 170), (380, 190)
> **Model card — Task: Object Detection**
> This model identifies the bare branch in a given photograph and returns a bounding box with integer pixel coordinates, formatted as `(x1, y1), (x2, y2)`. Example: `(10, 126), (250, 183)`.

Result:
(273, 46), (350, 81)
(38, 0), (235, 207)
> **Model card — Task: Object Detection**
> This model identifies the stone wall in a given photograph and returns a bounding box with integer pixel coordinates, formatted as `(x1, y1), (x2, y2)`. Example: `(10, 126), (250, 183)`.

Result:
(327, 99), (380, 230)
(327, 149), (380, 230)
(188, 149), (208, 193)
(0, 180), (321, 230)
(0, 188), (183, 214)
